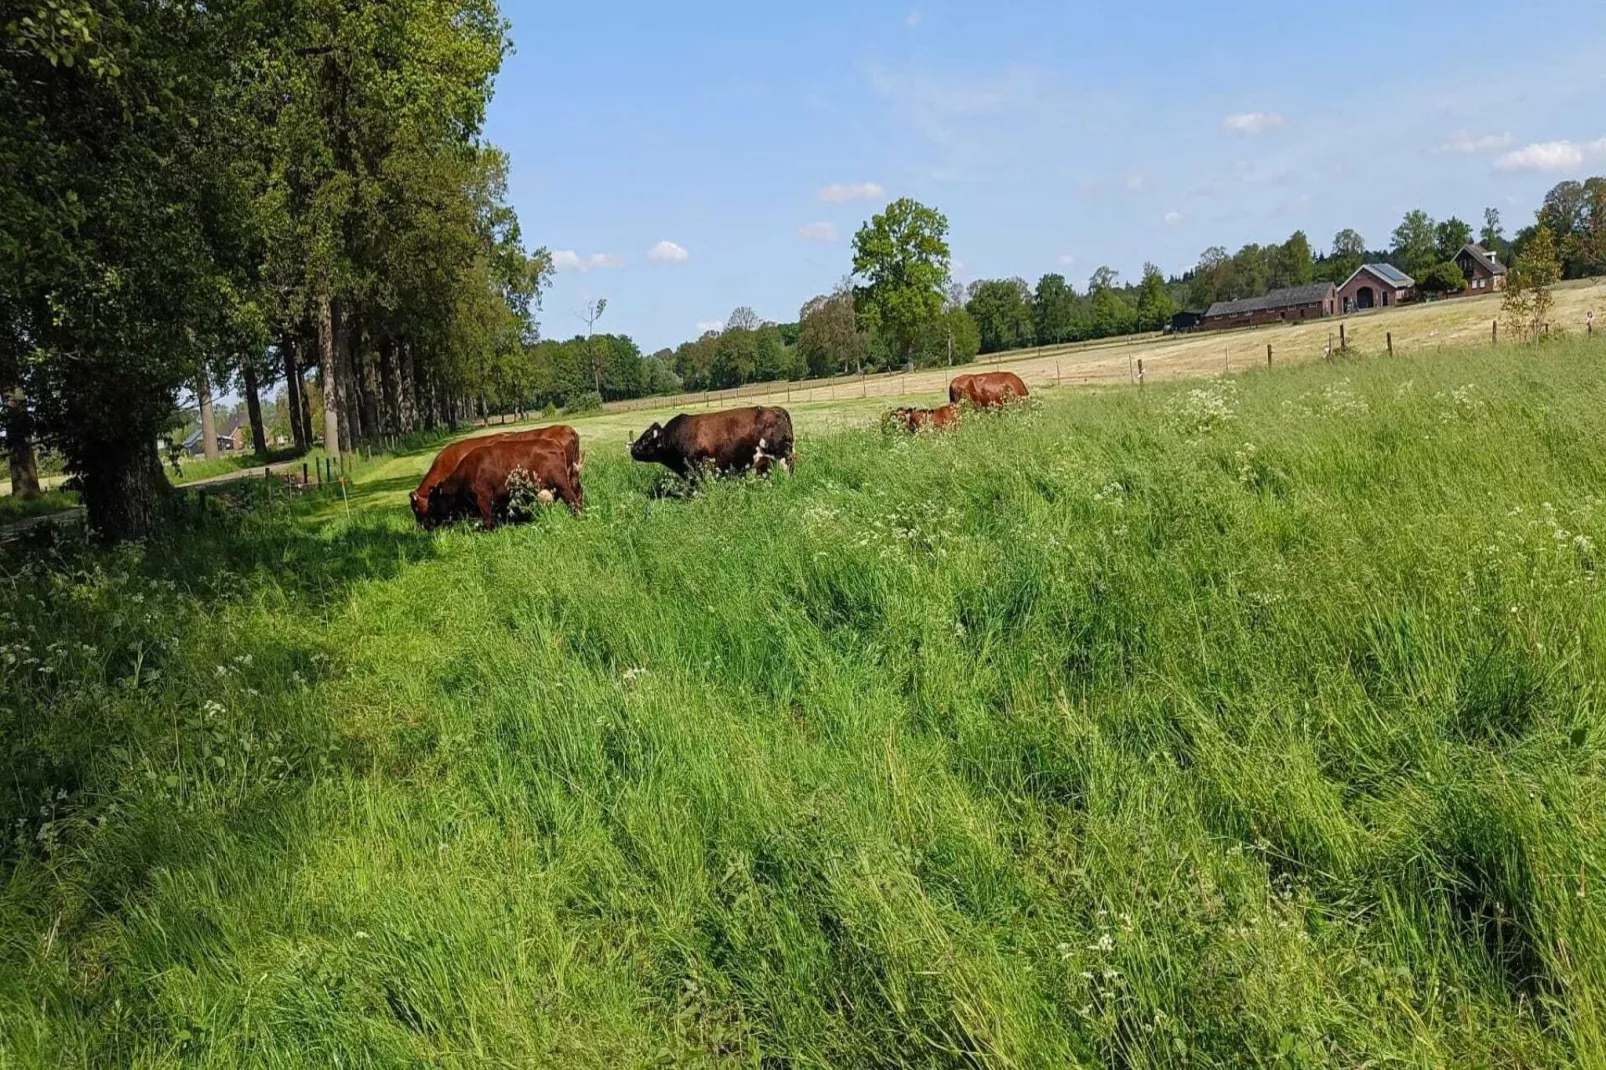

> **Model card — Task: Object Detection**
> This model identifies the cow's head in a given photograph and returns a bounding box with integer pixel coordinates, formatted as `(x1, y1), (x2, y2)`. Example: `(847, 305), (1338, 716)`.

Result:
(414, 484), (453, 531)
(629, 423), (665, 462)
(409, 489), (427, 525)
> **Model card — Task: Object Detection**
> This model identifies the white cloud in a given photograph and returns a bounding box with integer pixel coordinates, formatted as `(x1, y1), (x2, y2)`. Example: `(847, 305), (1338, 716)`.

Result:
(1494, 138), (1606, 173)
(1057, 253), (1076, 266)
(866, 64), (1043, 184)
(1222, 112), (1287, 136)
(1164, 211), (1185, 226)
(695, 320), (724, 335)
(1124, 172), (1149, 191)
(550, 250), (622, 272)
(818, 182), (885, 202)
(1437, 131), (1513, 155)
(647, 240), (689, 263)
(797, 222), (840, 243)
(905, 9), (921, 27)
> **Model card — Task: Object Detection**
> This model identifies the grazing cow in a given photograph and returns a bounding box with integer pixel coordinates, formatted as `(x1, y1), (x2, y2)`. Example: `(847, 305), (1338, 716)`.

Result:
(410, 425), (580, 526)
(423, 438), (582, 529)
(629, 406), (795, 479)
(949, 371), (1029, 410)
(888, 403), (961, 433)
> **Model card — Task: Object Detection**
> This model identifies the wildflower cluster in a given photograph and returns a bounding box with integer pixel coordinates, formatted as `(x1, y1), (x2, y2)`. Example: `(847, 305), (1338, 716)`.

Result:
(1166, 380), (1238, 435)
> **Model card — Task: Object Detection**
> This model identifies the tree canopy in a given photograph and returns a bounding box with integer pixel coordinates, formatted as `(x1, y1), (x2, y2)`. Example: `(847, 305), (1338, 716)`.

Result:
(851, 198), (952, 364)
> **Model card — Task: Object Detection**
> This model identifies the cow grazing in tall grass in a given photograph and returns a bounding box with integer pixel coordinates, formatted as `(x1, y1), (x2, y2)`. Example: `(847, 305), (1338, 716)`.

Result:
(422, 438), (582, 529)
(949, 372), (1029, 410)
(887, 404), (961, 434)
(411, 425), (580, 526)
(629, 406), (795, 479)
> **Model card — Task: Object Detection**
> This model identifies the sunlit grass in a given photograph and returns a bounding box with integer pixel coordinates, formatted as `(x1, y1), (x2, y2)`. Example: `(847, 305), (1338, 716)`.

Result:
(2, 341), (1604, 1066)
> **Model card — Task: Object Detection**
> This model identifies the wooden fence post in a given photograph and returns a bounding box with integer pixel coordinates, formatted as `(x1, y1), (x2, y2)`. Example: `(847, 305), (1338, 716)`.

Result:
(302, 462), (309, 487)
(1267, 343), (1273, 366)
(1339, 323), (1347, 352)
(1493, 320), (1498, 344)
(1136, 358), (1145, 386)
(1387, 332), (1394, 357)
(1056, 361), (1061, 386)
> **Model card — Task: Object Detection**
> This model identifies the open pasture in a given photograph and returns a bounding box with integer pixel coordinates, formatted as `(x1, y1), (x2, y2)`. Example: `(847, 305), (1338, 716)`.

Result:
(3, 340), (1606, 1066)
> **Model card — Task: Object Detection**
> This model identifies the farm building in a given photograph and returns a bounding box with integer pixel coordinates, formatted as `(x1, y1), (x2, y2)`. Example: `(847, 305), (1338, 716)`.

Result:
(1456, 243), (1507, 292)
(1201, 282), (1336, 331)
(182, 413), (249, 456)
(1168, 310), (1205, 332)
(1338, 264), (1414, 313)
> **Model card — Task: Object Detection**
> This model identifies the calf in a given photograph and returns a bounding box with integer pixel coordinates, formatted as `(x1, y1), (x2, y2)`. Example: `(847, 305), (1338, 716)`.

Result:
(410, 425), (580, 526)
(949, 371), (1029, 410)
(888, 403), (961, 433)
(629, 406), (795, 479)
(423, 438), (582, 530)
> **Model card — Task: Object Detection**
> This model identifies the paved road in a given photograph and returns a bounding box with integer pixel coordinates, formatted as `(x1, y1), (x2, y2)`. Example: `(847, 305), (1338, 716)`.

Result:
(1, 459), (307, 541)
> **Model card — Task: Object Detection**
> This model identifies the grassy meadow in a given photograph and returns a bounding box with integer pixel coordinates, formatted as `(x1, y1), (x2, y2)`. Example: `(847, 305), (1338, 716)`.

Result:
(3, 340), (1606, 1066)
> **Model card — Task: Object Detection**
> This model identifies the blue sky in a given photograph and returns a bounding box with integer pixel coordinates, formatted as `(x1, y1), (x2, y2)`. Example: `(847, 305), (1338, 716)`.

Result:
(486, 0), (1606, 353)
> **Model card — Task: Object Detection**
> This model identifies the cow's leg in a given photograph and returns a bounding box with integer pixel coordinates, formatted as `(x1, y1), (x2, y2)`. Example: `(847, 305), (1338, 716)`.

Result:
(475, 490), (497, 529)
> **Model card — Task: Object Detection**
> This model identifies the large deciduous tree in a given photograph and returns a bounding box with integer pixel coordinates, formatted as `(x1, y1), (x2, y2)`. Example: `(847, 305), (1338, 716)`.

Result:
(1434, 217), (1473, 263)
(851, 198), (951, 365)
(964, 279), (1035, 355)
(1391, 211), (1438, 277)
(1135, 263), (1174, 331)
(798, 284), (870, 377)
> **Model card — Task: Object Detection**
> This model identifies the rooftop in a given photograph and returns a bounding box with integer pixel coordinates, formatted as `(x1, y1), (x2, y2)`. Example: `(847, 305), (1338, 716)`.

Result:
(1205, 282), (1335, 319)
(1340, 263), (1416, 291)
(1460, 243), (1507, 275)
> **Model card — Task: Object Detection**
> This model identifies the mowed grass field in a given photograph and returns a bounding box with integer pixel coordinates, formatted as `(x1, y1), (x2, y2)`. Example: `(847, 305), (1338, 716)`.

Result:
(608, 277), (1606, 412)
(4, 339), (1606, 1066)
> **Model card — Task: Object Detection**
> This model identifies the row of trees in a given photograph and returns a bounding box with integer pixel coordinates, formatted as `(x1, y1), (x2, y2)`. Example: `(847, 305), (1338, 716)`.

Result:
(1, 0), (545, 539)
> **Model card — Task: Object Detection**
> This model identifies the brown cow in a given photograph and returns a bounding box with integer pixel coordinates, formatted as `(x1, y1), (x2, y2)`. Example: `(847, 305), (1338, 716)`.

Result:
(888, 403), (961, 433)
(949, 372), (1029, 410)
(410, 425), (580, 526)
(424, 437), (582, 529)
(629, 406), (795, 479)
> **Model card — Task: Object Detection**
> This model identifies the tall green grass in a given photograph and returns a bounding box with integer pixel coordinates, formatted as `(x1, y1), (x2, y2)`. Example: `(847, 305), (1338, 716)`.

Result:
(3, 343), (1604, 1066)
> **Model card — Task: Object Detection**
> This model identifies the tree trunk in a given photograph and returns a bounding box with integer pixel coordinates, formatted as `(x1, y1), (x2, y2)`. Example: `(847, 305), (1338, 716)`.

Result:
(360, 334), (381, 441)
(197, 367), (220, 460)
(241, 362), (267, 455)
(377, 338), (398, 436)
(81, 437), (168, 544)
(5, 385), (41, 499)
(317, 291), (341, 457)
(399, 342), (417, 433)
(334, 305), (359, 450)
(282, 338), (307, 452)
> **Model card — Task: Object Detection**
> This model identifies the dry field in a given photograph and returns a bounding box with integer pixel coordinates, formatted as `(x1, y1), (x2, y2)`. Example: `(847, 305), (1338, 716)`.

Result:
(607, 277), (1606, 416)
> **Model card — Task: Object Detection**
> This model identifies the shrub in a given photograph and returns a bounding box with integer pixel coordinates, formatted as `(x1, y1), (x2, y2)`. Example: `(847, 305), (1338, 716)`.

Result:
(1417, 261), (1468, 296)
(564, 390), (603, 415)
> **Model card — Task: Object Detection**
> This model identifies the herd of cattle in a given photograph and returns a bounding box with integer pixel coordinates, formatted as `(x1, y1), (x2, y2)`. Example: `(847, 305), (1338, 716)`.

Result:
(409, 370), (1030, 529)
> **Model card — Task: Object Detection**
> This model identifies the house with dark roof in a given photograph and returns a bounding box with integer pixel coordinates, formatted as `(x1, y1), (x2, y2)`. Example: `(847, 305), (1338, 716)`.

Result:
(1201, 282), (1337, 331)
(182, 413), (249, 456)
(1338, 263), (1414, 313)
(1455, 243), (1507, 293)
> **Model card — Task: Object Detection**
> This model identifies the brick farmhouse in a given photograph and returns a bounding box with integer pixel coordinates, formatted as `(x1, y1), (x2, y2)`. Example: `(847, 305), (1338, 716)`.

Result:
(1338, 263), (1414, 313)
(1456, 243), (1507, 293)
